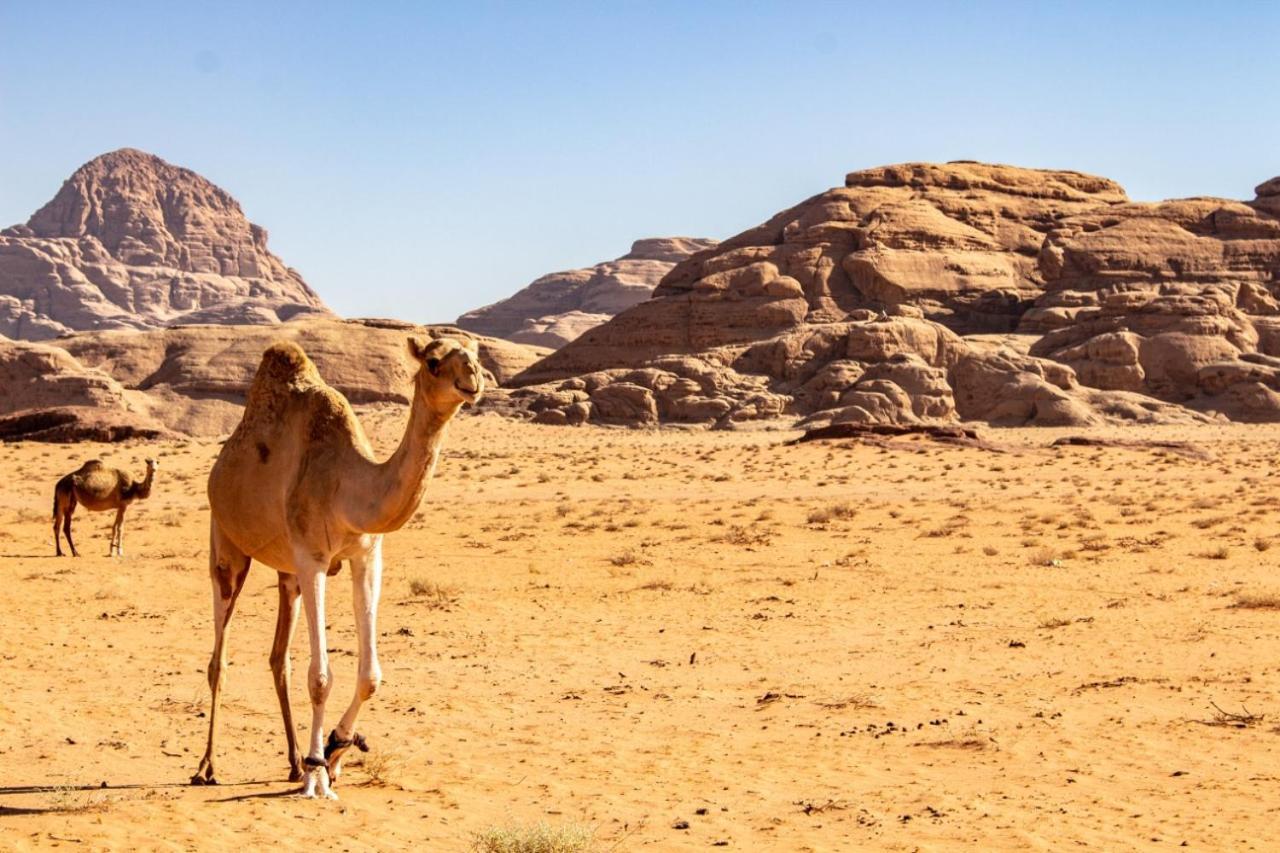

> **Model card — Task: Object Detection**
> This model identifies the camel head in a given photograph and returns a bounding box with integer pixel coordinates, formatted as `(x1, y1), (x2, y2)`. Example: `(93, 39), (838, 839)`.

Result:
(145, 458), (159, 471)
(408, 335), (485, 412)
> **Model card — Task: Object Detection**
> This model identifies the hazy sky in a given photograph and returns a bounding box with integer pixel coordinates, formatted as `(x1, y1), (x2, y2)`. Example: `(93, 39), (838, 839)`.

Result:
(2, 2), (1278, 323)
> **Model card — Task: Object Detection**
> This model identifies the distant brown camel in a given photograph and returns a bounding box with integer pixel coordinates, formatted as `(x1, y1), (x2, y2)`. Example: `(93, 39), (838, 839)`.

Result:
(52, 458), (159, 557)
(190, 335), (483, 798)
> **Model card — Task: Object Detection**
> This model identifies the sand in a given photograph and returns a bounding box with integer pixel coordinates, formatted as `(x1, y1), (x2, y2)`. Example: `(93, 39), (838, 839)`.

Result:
(1, 413), (1278, 850)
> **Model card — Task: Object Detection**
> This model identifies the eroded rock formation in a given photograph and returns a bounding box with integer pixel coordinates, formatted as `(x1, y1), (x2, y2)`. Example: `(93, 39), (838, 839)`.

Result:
(0, 148), (329, 339)
(0, 319), (548, 440)
(495, 163), (1280, 429)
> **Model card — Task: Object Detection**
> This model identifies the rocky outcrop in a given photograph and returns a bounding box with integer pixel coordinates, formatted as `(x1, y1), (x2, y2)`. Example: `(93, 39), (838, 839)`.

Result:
(524, 163), (1130, 384)
(487, 314), (1209, 430)
(1019, 177), (1280, 420)
(502, 163), (1280, 429)
(0, 149), (330, 340)
(0, 319), (549, 440)
(456, 237), (718, 348)
(0, 334), (173, 441)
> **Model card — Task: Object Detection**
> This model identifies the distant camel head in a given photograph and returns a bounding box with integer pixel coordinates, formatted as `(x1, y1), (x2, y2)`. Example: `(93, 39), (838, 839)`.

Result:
(146, 458), (160, 471)
(408, 335), (485, 411)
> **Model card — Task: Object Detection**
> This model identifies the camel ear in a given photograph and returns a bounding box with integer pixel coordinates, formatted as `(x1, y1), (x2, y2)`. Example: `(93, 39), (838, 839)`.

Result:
(409, 335), (452, 375)
(407, 335), (430, 361)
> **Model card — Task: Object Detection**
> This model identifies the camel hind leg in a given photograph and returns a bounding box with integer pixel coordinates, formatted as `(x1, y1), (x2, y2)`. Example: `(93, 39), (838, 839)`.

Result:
(191, 522), (250, 785)
(53, 483), (79, 558)
(52, 495), (63, 558)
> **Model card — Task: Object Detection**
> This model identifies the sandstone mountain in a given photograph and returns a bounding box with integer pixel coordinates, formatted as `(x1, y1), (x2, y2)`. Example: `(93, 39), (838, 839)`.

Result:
(456, 237), (718, 348)
(0, 319), (548, 441)
(494, 162), (1280, 429)
(0, 149), (329, 340)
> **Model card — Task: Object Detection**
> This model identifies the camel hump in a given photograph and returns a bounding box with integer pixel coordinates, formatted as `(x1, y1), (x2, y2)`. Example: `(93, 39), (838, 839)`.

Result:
(243, 341), (324, 419)
(256, 342), (315, 383)
(250, 342), (323, 393)
(77, 459), (105, 472)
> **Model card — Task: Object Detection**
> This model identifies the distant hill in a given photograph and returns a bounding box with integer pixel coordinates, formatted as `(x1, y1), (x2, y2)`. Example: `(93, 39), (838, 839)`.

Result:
(456, 237), (718, 348)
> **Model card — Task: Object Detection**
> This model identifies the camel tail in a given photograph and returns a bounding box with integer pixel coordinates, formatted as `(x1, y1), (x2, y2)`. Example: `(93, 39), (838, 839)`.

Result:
(53, 476), (66, 518)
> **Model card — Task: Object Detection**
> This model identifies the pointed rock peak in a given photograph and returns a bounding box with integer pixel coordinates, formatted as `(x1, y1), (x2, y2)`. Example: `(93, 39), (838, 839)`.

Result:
(17, 148), (285, 278)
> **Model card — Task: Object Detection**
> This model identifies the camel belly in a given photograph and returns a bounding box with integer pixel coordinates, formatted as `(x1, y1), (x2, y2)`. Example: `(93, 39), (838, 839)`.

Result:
(76, 496), (119, 513)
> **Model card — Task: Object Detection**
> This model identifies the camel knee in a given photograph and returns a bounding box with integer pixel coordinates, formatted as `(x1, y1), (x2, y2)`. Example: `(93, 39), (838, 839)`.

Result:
(307, 665), (333, 703)
(357, 669), (381, 701)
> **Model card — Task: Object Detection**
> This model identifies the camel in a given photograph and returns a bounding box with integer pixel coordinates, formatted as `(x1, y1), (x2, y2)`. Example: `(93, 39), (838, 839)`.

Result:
(53, 458), (159, 557)
(190, 334), (484, 799)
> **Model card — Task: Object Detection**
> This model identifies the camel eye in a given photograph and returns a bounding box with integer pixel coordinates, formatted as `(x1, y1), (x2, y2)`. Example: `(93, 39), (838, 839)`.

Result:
(426, 357), (440, 375)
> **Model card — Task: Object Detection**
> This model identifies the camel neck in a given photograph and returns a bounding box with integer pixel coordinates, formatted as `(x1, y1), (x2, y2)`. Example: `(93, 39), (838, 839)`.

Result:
(355, 387), (457, 534)
(133, 467), (156, 500)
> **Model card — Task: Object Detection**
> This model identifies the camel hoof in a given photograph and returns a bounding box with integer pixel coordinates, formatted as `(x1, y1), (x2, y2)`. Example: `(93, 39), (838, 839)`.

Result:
(288, 768), (303, 783)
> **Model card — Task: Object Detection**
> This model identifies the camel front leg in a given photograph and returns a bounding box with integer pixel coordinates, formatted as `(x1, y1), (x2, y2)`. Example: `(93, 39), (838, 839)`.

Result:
(298, 561), (336, 799)
(326, 537), (383, 785)
(270, 572), (303, 781)
(108, 507), (124, 556)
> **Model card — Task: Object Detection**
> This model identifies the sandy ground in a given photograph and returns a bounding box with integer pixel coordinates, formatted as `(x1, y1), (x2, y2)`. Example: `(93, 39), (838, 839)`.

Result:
(2, 412), (1280, 851)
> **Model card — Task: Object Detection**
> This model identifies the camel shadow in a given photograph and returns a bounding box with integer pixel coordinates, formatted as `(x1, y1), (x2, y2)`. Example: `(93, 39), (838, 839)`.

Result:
(210, 787), (304, 803)
(0, 778), (287, 814)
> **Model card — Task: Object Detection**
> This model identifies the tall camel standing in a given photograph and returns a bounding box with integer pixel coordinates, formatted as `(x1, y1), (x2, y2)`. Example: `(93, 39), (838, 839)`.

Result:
(191, 335), (484, 799)
(53, 458), (159, 557)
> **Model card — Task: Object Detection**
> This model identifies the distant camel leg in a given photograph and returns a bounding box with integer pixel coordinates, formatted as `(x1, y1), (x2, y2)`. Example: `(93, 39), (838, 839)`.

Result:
(269, 572), (304, 782)
(298, 561), (335, 799)
(326, 537), (383, 784)
(191, 524), (251, 785)
(62, 494), (78, 558)
(53, 497), (64, 558)
(110, 506), (125, 556)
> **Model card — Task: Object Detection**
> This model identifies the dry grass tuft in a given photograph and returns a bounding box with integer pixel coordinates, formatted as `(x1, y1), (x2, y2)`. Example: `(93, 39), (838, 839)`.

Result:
(814, 693), (879, 710)
(1231, 592), (1280, 610)
(471, 822), (597, 853)
(1027, 546), (1060, 567)
(808, 501), (857, 525)
(351, 748), (403, 787)
(408, 579), (460, 608)
(718, 525), (772, 547)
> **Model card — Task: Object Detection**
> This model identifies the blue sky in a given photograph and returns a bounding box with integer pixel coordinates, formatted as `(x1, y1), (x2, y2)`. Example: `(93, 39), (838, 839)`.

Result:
(2, 2), (1277, 323)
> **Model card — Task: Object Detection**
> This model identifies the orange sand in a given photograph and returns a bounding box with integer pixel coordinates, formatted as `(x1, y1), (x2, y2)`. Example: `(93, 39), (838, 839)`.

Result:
(2, 414), (1278, 850)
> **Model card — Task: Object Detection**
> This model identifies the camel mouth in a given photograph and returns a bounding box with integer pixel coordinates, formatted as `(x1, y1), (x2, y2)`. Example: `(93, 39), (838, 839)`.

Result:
(454, 380), (480, 402)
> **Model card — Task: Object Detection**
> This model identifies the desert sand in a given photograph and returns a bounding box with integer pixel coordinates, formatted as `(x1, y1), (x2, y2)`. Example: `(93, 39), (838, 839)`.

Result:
(2, 412), (1278, 850)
